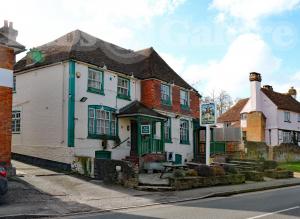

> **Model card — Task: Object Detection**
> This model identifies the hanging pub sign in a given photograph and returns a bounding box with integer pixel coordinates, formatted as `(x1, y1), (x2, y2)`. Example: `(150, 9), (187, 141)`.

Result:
(141, 124), (151, 135)
(200, 102), (216, 126)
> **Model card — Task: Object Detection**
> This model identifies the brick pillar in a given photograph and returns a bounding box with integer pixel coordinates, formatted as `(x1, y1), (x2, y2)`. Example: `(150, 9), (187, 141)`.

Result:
(0, 45), (15, 166)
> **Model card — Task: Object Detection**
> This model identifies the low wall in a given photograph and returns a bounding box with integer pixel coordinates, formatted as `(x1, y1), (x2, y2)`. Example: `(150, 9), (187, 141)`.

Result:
(273, 144), (300, 162)
(244, 141), (268, 160)
(94, 159), (139, 188)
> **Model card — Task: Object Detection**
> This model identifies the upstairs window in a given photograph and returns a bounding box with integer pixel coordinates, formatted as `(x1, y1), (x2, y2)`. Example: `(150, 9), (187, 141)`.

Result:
(180, 119), (189, 144)
(241, 113), (247, 120)
(298, 114), (300, 122)
(87, 68), (104, 94)
(13, 76), (16, 93)
(161, 83), (171, 105)
(284, 111), (291, 122)
(88, 106), (116, 138)
(117, 77), (130, 100)
(12, 111), (21, 134)
(180, 90), (189, 108)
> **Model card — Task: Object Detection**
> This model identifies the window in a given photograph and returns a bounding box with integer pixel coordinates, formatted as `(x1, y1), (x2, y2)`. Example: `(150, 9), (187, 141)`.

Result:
(164, 118), (172, 142)
(282, 131), (292, 143)
(241, 113), (247, 120)
(180, 90), (189, 108)
(88, 106), (116, 138)
(12, 111), (21, 134)
(284, 111), (290, 122)
(13, 76), (16, 92)
(117, 77), (130, 100)
(87, 68), (104, 94)
(180, 119), (189, 144)
(298, 114), (300, 122)
(161, 83), (171, 105)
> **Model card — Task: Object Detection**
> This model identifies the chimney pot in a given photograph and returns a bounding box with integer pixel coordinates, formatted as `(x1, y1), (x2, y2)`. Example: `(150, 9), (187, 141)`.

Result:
(249, 72), (262, 82)
(9, 22), (13, 29)
(263, 85), (273, 91)
(4, 20), (8, 27)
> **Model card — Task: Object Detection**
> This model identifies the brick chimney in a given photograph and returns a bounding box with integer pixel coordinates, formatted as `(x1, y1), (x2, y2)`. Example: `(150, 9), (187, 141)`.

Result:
(249, 72), (262, 111)
(0, 20), (18, 41)
(288, 86), (297, 99)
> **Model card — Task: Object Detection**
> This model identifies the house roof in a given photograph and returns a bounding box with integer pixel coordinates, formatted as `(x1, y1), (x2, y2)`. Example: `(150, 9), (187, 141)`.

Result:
(261, 88), (300, 113)
(0, 32), (25, 54)
(118, 101), (167, 120)
(14, 30), (197, 92)
(217, 98), (249, 123)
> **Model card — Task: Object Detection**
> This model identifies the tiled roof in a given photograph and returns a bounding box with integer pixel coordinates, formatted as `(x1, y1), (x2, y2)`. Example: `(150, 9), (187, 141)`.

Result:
(0, 32), (25, 54)
(118, 101), (167, 119)
(217, 98), (249, 123)
(14, 30), (196, 91)
(261, 88), (300, 113)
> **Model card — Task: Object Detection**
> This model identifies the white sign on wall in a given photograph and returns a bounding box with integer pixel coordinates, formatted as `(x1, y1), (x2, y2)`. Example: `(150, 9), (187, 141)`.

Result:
(0, 68), (13, 88)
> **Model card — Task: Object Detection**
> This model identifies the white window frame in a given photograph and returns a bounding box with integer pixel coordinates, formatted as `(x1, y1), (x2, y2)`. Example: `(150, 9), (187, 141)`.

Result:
(12, 111), (21, 134)
(88, 68), (103, 92)
(180, 89), (189, 107)
(117, 77), (130, 97)
(88, 107), (116, 136)
(161, 83), (171, 105)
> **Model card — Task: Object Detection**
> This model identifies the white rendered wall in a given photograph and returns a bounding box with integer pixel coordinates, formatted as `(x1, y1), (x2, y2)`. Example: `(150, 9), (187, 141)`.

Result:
(250, 81), (262, 111)
(12, 63), (73, 164)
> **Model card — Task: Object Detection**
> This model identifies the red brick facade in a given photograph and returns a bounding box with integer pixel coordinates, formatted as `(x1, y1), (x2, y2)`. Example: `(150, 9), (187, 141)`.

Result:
(141, 79), (200, 119)
(0, 45), (15, 165)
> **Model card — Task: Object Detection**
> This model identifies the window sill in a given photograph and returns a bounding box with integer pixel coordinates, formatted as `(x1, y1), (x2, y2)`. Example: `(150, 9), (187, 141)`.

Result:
(12, 132), (20, 134)
(87, 87), (104, 95)
(284, 121), (291, 123)
(88, 134), (117, 140)
(180, 105), (190, 111)
(180, 141), (190, 145)
(117, 94), (131, 101)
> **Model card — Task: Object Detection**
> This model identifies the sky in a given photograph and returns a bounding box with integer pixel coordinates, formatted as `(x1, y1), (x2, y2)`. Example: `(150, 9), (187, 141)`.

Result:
(1, 0), (300, 99)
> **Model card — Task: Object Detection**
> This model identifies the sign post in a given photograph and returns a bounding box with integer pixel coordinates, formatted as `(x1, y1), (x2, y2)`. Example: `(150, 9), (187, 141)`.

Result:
(200, 102), (216, 165)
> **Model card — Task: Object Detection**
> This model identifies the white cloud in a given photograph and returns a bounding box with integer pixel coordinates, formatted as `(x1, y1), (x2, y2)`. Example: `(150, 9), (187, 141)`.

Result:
(160, 52), (186, 74)
(0, 0), (185, 52)
(172, 33), (281, 98)
(211, 0), (300, 25)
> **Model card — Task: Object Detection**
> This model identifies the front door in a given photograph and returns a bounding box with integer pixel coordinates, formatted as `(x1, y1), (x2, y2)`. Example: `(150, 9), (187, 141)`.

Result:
(130, 120), (138, 156)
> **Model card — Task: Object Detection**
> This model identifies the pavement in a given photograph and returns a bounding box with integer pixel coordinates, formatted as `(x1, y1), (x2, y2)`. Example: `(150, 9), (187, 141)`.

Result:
(1, 160), (300, 218)
(63, 185), (300, 219)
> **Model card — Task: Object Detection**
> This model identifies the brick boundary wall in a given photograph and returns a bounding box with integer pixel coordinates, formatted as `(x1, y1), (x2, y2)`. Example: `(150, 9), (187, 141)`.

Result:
(0, 45), (14, 166)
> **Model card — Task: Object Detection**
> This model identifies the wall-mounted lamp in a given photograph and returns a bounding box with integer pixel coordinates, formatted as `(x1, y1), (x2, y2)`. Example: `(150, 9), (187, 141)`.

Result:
(76, 72), (81, 78)
(80, 97), (88, 102)
(175, 114), (180, 119)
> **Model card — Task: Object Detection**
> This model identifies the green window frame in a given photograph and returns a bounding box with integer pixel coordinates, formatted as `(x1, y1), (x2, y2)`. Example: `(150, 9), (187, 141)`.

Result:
(12, 111), (21, 134)
(180, 119), (189, 144)
(88, 105), (116, 139)
(87, 68), (104, 95)
(161, 83), (171, 105)
(13, 76), (16, 93)
(180, 89), (189, 109)
(117, 76), (131, 100)
(164, 117), (172, 143)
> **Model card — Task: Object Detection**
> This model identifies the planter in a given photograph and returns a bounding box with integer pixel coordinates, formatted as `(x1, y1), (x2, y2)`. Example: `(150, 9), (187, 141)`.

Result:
(264, 169), (294, 179)
(241, 171), (264, 181)
(169, 174), (245, 190)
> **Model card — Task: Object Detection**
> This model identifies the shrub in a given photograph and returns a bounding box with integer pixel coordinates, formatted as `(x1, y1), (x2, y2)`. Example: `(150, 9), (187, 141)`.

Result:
(195, 165), (213, 177)
(263, 160), (278, 170)
(185, 169), (198, 177)
(173, 169), (185, 178)
(223, 164), (238, 174)
(211, 165), (226, 176)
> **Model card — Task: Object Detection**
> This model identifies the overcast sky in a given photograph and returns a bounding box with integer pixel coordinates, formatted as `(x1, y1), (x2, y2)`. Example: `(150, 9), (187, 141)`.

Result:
(1, 0), (300, 99)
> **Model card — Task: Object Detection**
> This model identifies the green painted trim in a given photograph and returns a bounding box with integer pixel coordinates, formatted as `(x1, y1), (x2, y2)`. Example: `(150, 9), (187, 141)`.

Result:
(87, 68), (104, 95)
(88, 105), (117, 139)
(180, 104), (190, 110)
(117, 76), (131, 100)
(68, 60), (76, 147)
(137, 117), (141, 156)
(117, 94), (131, 101)
(160, 120), (165, 152)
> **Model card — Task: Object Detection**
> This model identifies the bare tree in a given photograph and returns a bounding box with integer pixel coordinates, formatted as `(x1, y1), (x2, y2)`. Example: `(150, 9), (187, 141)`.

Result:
(203, 90), (233, 116)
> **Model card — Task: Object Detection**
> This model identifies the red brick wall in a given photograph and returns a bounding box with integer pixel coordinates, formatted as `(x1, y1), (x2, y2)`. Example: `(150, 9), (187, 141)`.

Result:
(141, 79), (200, 119)
(0, 45), (14, 165)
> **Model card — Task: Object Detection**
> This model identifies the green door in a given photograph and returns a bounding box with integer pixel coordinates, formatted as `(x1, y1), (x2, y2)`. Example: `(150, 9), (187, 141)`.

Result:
(95, 150), (111, 159)
(175, 154), (182, 164)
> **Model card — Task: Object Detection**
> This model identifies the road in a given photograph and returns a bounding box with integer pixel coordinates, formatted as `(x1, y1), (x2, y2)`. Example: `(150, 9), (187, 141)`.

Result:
(64, 186), (300, 219)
